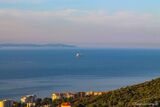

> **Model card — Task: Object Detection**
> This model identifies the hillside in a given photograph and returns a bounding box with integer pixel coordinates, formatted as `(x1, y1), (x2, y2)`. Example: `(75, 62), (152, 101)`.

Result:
(73, 77), (160, 107)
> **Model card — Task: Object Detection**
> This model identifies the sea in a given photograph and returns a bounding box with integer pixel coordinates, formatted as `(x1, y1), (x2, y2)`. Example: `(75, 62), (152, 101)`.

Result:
(0, 48), (160, 100)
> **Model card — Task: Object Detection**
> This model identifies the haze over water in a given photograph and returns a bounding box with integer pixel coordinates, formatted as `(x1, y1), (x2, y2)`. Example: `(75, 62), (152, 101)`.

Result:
(0, 48), (160, 99)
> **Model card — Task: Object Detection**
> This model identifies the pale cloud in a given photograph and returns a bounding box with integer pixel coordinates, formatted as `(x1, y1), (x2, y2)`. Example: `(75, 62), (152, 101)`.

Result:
(0, 9), (155, 24)
(0, 0), (44, 3)
(0, 9), (77, 19)
(0, 9), (160, 47)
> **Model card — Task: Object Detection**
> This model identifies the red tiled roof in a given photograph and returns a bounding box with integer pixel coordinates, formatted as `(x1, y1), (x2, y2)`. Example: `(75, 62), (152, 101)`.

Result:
(61, 102), (71, 106)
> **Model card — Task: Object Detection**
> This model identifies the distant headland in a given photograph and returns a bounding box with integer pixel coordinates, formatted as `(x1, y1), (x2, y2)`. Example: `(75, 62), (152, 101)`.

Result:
(0, 43), (77, 48)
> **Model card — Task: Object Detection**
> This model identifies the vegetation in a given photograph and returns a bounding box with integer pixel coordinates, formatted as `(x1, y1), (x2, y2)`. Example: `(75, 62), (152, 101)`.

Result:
(12, 77), (160, 107)
(73, 77), (160, 107)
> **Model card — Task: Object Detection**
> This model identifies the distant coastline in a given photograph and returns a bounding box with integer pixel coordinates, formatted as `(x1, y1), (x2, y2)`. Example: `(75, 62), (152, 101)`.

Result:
(0, 43), (77, 49)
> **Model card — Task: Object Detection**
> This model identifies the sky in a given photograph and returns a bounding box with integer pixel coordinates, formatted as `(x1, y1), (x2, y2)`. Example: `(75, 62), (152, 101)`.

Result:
(0, 0), (160, 48)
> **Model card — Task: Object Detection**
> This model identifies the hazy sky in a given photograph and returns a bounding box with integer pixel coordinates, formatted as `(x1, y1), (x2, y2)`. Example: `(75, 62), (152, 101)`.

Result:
(0, 0), (160, 47)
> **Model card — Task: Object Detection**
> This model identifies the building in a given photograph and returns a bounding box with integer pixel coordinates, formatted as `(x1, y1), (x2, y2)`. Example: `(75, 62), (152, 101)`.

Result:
(61, 102), (71, 107)
(42, 104), (51, 107)
(75, 92), (86, 98)
(63, 93), (75, 99)
(26, 102), (36, 107)
(86, 91), (104, 96)
(93, 92), (103, 96)
(85, 91), (94, 96)
(0, 100), (13, 107)
(20, 95), (37, 103)
(52, 93), (62, 101)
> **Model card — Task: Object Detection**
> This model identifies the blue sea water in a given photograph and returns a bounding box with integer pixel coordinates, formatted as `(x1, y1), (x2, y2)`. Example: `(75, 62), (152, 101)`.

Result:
(0, 48), (160, 100)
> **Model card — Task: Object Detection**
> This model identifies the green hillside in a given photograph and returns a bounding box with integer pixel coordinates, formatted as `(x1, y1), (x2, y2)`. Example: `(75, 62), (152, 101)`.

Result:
(73, 77), (160, 107)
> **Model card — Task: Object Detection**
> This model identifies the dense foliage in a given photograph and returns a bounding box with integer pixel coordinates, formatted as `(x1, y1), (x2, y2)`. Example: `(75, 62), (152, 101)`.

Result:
(73, 78), (160, 107)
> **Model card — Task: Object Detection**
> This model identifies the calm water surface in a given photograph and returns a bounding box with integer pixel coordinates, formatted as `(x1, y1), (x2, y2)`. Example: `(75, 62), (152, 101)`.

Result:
(0, 48), (160, 99)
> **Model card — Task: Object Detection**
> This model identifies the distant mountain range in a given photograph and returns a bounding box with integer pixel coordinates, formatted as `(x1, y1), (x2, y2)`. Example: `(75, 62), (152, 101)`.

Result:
(0, 43), (76, 48)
